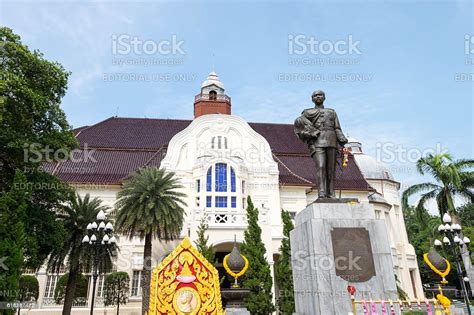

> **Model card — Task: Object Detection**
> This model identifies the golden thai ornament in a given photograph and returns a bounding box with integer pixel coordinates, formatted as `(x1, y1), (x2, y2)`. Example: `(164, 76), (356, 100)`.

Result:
(148, 237), (223, 315)
(341, 147), (349, 168)
(423, 248), (451, 284)
(223, 244), (249, 288)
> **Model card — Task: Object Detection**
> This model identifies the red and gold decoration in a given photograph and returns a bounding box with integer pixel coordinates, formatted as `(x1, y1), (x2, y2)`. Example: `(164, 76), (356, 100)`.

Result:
(148, 237), (223, 315)
(347, 285), (356, 314)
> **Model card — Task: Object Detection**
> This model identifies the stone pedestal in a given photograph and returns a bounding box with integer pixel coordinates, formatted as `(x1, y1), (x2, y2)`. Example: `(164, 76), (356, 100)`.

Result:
(290, 201), (398, 315)
(222, 288), (250, 315)
(225, 308), (251, 315)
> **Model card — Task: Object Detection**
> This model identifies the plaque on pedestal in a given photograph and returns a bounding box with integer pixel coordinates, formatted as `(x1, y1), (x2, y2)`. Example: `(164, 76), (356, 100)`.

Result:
(290, 202), (398, 315)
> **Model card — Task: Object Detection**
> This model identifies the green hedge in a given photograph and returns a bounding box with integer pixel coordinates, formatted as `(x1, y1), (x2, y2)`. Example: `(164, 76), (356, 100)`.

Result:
(19, 275), (39, 302)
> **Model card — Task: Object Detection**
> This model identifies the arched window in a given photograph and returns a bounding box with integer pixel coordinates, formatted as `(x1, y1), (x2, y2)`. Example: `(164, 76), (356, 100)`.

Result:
(206, 168), (212, 192)
(211, 136), (228, 150)
(231, 167), (236, 192)
(209, 90), (217, 100)
(215, 163), (227, 192)
(201, 164), (240, 211)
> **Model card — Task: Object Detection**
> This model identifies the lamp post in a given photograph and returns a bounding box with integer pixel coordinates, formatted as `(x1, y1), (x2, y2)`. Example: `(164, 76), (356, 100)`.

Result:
(434, 213), (472, 315)
(81, 210), (117, 315)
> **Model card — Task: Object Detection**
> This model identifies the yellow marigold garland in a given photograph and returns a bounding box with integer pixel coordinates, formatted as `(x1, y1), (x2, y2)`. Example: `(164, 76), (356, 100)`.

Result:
(423, 252), (451, 284)
(223, 254), (249, 281)
(436, 294), (451, 313)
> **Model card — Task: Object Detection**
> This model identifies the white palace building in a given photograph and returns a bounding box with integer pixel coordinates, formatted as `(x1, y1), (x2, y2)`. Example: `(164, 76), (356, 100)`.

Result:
(27, 72), (424, 314)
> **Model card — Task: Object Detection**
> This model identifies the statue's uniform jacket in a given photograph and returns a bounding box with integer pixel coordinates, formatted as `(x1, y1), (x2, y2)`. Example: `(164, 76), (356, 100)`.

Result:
(301, 107), (346, 155)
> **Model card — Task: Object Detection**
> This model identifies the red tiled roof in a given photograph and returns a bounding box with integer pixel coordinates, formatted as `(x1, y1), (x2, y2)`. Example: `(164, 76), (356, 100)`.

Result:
(49, 148), (166, 184)
(274, 154), (371, 190)
(75, 117), (190, 150)
(49, 116), (372, 190)
(250, 122), (308, 154)
(72, 125), (89, 135)
(73, 118), (308, 154)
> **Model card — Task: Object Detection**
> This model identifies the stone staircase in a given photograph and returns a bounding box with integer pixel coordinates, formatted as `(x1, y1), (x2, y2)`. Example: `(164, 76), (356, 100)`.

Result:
(451, 299), (472, 314)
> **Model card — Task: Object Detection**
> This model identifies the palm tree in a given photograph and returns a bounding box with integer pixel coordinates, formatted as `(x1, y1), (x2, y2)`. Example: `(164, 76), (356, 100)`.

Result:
(48, 193), (112, 315)
(115, 167), (187, 314)
(402, 153), (474, 220)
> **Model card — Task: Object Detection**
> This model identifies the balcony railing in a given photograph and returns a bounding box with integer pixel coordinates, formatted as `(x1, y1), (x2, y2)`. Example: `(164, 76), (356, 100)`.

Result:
(195, 94), (231, 103)
(205, 212), (247, 227)
(42, 297), (89, 308)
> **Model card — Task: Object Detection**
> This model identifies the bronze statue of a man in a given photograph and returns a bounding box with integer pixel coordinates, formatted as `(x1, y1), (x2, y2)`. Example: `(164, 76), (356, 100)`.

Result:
(294, 90), (348, 198)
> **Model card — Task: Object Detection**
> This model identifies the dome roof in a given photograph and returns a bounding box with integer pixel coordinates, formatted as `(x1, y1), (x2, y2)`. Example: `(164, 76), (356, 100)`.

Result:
(345, 138), (395, 181)
(346, 137), (363, 153)
(201, 71), (225, 90)
(368, 192), (390, 205)
(347, 137), (361, 144)
(353, 154), (395, 181)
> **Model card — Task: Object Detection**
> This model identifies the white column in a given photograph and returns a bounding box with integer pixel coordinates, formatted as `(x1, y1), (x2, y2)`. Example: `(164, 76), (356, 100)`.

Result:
(36, 268), (47, 308)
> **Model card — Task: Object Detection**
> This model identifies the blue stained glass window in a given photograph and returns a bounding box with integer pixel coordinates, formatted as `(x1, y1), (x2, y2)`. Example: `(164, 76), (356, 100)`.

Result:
(231, 197), (236, 208)
(196, 179), (200, 192)
(230, 168), (236, 192)
(215, 196), (227, 208)
(206, 196), (212, 207)
(215, 163), (227, 192)
(206, 168), (212, 192)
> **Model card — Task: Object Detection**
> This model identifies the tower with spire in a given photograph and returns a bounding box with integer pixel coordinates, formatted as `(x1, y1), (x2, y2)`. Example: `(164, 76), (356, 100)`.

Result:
(194, 71), (231, 118)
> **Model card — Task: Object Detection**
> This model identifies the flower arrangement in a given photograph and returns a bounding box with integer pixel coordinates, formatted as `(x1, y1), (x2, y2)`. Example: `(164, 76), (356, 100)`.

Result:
(423, 252), (451, 284)
(223, 254), (249, 287)
(436, 294), (451, 314)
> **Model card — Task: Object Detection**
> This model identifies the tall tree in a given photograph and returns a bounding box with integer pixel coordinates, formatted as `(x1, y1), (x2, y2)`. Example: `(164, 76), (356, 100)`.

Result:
(115, 167), (187, 314)
(457, 203), (474, 258)
(48, 193), (113, 315)
(18, 275), (39, 315)
(23, 171), (75, 269)
(54, 273), (89, 305)
(0, 172), (28, 314)
(240, 197), (275, 315)
(0, 26), (77, 288)
(194, 217), (216, 264)
(275, 210), (295, 315)
(402, 153), (474, 219)
(457, 203), (474, 226)
(0, 27), (77, 183)
(104, 272), (130, 315)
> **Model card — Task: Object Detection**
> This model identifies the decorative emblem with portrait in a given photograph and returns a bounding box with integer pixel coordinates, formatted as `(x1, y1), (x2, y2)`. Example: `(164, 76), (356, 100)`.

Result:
(147, 237), (223, 315)
(173, 287), (200, 314)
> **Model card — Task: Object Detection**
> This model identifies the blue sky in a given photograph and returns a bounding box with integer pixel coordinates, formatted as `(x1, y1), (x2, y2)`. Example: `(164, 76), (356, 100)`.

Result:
(1, 0), (473, 209)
